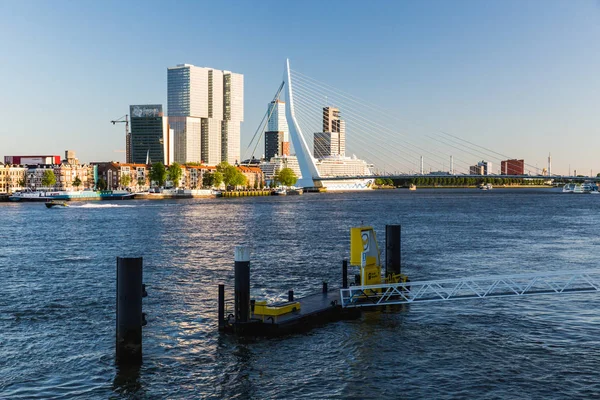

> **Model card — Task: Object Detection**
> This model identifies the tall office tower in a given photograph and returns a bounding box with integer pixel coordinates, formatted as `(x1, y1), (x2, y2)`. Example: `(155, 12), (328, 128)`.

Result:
(267, 100), (289, 137)
(323, 107), (340, 132)
(314, 131), (340, 159)
(321, 107), (345, 156)
(167, 64), (243, 165)
(264, 100), (289, 159)
(314, 106), (346, 159)
(265, 131), (285, 159)
(222, 71), (244, 165)
(130, 105), (169, 165)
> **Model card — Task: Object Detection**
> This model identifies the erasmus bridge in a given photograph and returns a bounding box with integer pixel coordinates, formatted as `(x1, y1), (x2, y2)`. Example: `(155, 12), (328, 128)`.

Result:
(246, 60), (595, 189)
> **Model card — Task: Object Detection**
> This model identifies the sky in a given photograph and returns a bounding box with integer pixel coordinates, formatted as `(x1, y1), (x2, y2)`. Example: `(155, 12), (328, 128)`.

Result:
(0, 0), (599, 175)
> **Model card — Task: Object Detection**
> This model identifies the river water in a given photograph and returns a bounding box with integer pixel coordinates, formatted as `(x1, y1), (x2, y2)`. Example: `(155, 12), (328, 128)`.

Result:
(1, 189), (600, 399)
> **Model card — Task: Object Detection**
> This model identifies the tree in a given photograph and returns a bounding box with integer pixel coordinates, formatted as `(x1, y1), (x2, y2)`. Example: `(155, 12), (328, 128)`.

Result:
(167, 162), (183, 188)
(275, 167), (298, 187)
(137, 177), (146, 189)
(120, 174), (131, 188)
(73, 176), (82, 189)
(18, 178), (26, 187)
(217, 162), (246, 189)
(97, 177), (108, 191)
(213, 171), (224, 188)
(41, 170), (56, 188)
(375, 178), (384, 186)
(202, 172), (215, 188)
(150, 162), (167, 187)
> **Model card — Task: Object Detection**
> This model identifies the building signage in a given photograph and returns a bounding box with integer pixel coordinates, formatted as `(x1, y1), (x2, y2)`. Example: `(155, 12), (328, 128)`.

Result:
(131, 105), (162, 118)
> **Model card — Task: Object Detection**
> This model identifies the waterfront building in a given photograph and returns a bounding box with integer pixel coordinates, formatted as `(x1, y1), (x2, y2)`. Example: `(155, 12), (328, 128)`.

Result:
(501, 159), (525, 175)
(181, 165), (216, 189)
(469, 165), (484, 175)
(4, 155), (61, 165)
(314, 107), (346, 159)
(469, 160), (492, 175)
(167, 64), (243, 165)
(237, 165), (263, 188)
(0, 164), (27, 193)
(130, 105), (173, 165)
(53, 163), (91, 191)
(93, 162), (150, 190)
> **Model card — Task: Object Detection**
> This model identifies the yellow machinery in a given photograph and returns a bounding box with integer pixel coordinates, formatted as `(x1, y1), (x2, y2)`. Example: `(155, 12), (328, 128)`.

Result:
(253, 300), (301, 322)
(350, 226), (409, 287)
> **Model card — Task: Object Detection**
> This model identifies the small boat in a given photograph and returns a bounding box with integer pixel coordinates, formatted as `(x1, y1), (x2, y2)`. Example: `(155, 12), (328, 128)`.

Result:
(479, 183), (493, 190)
(272, 188), (287, 196)
(573, 184), (584, 194)
(409, 184), (416, 191)
(45, 200), (68, 208)
(562, 183), (575, 193)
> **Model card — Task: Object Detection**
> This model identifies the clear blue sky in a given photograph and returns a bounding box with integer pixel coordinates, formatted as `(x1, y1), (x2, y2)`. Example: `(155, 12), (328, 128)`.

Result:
(1, 0), (599, 174)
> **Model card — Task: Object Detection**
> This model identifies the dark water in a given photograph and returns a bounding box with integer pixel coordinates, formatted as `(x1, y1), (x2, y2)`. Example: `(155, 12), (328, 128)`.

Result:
(2, 189), (600, 399)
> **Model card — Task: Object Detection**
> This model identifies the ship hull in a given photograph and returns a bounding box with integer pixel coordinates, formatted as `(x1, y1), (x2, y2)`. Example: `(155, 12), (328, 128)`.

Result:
(317, 179), (374, 191)
(9, 190), (134, 202)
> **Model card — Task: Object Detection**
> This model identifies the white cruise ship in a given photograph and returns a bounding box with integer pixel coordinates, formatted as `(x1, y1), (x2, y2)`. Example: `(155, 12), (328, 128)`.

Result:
(315, 155), (374, 191)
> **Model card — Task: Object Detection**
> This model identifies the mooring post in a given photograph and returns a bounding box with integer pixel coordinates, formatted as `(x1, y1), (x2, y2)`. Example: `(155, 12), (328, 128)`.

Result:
(116, 257), (144, 365)
(218, 284), (225, 331)
(288, 290), (294, 302)
(342, 259), (348, 289)
(385, 225), (401, 277)
(322, 281), (328, 293)
(234, 246), (251, 323)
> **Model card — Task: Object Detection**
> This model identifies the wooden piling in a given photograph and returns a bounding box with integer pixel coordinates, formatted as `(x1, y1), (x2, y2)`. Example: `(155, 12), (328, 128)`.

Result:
(234, 246), (251, 323)
(385, 225), (401, 276)
(116, 257), (143, 365)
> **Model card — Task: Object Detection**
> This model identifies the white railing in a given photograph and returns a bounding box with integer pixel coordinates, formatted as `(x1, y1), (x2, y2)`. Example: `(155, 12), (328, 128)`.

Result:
(340, 269), (600, 308)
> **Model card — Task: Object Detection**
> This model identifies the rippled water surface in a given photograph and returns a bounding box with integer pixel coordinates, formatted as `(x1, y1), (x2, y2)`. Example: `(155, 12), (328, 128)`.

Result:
(2, 189), (600, 399)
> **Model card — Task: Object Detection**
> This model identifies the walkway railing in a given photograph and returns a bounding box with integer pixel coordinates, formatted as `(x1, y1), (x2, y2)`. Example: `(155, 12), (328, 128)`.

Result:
(340, 269), (600, 308)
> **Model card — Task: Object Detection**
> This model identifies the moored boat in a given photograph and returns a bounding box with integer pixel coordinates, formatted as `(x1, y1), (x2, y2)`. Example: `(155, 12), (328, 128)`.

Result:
(9, 189), (134, 202)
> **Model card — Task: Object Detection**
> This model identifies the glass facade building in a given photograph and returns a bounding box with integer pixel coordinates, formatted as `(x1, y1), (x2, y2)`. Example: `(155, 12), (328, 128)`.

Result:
(130, 105), (166, 165)
(167, 64), (243, 165)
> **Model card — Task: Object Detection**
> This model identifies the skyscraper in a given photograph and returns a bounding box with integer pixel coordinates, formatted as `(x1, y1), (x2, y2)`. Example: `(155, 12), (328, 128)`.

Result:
(167, 64), (243, 165)
(222, 71), (244, 165)
(130, 105), (170, 165)
(264, 100), (289, 159)
(314, 106), (346, 159)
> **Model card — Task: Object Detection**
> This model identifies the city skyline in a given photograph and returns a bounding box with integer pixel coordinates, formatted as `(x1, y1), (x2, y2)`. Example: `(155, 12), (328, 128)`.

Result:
(1, 1), (599, 174)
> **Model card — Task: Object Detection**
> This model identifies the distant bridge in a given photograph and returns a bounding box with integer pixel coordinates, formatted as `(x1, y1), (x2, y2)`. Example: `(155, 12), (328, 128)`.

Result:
(316, 174), (599, 182)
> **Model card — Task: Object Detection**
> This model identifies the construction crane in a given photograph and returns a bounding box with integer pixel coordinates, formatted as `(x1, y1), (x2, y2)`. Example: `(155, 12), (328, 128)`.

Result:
(111, 115), (130, 163)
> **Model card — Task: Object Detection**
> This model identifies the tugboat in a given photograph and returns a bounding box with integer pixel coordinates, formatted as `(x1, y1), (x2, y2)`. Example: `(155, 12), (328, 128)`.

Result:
(45, 200), (68, 208)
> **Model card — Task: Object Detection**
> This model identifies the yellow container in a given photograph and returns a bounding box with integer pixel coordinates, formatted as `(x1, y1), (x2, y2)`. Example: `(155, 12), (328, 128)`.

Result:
(253, 300), (301, 317)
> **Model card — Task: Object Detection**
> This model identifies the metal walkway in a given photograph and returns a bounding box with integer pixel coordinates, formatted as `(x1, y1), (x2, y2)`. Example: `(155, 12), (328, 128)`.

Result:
(340, 269), (600, 308)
